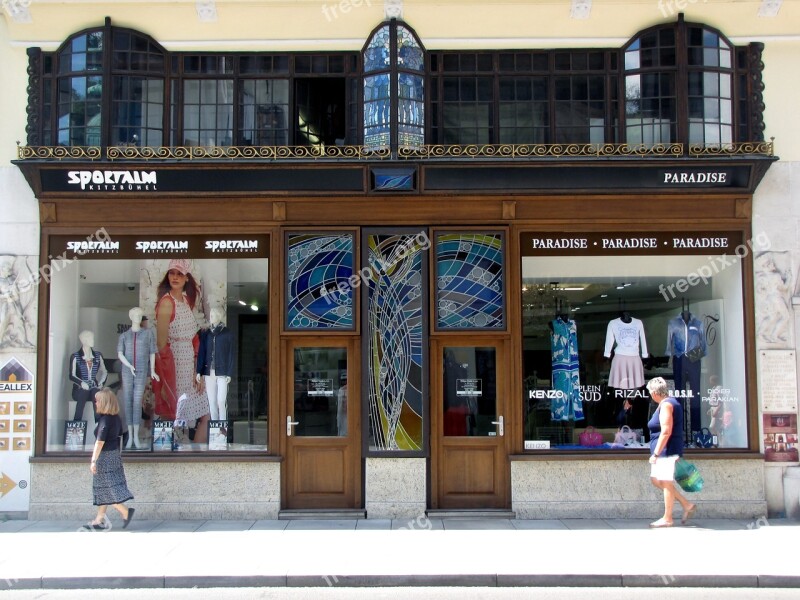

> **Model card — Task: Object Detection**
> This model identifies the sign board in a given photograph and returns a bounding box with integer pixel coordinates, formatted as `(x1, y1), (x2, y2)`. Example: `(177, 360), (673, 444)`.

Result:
(0, 357), (34, 512)
(760, 350), (798, 413)
(456, 378), (482, 397)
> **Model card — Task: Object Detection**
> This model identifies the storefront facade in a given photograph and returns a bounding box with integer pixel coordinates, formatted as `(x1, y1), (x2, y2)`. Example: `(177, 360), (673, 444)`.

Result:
(2, 1), (797, 520)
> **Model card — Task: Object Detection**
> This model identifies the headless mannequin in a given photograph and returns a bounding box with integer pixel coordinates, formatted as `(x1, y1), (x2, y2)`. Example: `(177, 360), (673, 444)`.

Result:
(118, 307), (159, 449)
(620, 310), (632, 324)
(69, 330), (107, 420)
(196, 307), (233, 421)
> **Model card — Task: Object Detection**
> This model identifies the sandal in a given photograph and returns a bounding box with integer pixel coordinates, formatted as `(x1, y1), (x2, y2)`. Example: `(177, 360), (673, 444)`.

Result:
(681, 504), (696, 525)
(649, 518), (673, 528)
(123, 508), (135, 529)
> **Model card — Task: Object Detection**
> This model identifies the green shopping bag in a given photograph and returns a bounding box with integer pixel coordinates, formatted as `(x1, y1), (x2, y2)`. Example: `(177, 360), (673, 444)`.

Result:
(675, 458), (704, 493)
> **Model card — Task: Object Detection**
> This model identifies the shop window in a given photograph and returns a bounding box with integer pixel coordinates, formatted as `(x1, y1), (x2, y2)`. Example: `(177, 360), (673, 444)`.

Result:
(521, 233), (749, 452)
(435, 232), (505, 330)
(44, 235), (269, 453)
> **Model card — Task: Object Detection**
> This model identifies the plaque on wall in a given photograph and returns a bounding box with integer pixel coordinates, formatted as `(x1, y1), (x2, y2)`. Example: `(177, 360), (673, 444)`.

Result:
(759, 350), (798, 412)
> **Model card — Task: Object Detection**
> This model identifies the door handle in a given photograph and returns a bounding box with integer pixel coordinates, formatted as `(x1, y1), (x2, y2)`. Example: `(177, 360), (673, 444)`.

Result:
(491, 415), (504, 437)
(286, 416), (299, 436)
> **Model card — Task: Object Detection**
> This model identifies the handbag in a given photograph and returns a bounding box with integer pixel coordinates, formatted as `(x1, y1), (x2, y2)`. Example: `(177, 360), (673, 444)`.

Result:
(675, 458), (704, 492)
(614, 424), (638, 446)
(578, 426), (603, 447)
(694, 427), (715, 448)
(685, 346), (704, 363)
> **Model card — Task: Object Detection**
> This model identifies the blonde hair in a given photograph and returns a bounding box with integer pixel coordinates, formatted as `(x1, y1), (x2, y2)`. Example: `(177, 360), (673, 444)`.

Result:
(94, 387), (120, 415)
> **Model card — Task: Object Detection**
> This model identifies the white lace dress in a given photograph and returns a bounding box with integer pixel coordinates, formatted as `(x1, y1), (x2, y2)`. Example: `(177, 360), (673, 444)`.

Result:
(170, 296), (209, 422)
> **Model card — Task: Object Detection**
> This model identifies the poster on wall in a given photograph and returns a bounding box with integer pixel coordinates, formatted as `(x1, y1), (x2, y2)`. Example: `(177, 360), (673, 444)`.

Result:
(763, 413), (799, 463)
(0, 357), (34, 512)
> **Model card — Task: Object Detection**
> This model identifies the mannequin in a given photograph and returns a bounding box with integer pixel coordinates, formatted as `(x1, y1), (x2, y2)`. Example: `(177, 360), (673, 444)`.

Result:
(604, 310), (648, 389)
(196, 307), (234, 420)
(69, 330), (108, 420)
(666, 308), (707, 438)
(117, 307), (159, 449)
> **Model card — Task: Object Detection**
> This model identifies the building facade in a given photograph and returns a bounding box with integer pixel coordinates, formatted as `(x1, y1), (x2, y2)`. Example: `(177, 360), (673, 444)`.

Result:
(1, 0), (798, 520)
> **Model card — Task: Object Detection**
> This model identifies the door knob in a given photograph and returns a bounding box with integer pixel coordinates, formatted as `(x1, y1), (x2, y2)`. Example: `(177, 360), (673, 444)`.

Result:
(491, 415), (504, 436)
(287, 415), (299, 436)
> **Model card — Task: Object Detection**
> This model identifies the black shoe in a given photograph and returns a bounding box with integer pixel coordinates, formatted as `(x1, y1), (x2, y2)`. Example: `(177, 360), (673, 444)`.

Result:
(123, 508), (135, 529)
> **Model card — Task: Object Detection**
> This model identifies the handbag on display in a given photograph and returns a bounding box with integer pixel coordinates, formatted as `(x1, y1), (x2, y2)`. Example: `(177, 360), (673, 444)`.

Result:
(685, 346), (704, 363)
(578, 426), (603, 447)
(694, 427), (715, 448)
(675, 458), (704, 493)
(614, 424), (638, 446)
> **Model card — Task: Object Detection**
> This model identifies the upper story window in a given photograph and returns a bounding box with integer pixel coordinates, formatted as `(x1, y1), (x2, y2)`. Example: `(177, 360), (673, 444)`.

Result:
(624, 17), (744, 147)
(43, 20), (167, 147)
(363, 20), (425, 151)
(26, 15), (764, 152)
(429, 50), (619, 145)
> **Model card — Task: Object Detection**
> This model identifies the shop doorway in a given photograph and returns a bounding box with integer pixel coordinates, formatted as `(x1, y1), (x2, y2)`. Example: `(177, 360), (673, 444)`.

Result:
(431, 339), (510, 509)
(282, 338), (361, 509)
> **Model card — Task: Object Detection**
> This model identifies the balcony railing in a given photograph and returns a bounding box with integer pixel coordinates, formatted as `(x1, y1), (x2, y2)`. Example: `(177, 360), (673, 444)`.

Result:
(16, 141), (774, 161)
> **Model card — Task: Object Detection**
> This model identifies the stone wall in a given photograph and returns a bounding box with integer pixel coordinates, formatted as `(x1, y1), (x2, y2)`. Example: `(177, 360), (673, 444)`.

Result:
(511, 459), (766, 520)
(28, 461), (281, 520)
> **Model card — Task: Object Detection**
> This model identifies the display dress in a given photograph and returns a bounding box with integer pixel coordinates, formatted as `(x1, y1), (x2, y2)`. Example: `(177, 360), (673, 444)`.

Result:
(117, 327), (156, 426)
(550, 316), (584, 422)
(155, 293), (209, 422)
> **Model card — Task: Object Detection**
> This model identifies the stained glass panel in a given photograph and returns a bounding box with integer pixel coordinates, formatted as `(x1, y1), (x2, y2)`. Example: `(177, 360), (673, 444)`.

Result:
(366, 232), (426, 451)
(364, 25), (390, 73)
(364, 73), (391, 149)
(397, 25), (424, 72)
(287, 233), (354, 329)
(398, 73), (424, 147)
(436, 233), (504, 329)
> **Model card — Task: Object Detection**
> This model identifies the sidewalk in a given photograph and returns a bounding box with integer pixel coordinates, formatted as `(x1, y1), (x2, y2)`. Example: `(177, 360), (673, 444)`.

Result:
(1, 516), (799, 590)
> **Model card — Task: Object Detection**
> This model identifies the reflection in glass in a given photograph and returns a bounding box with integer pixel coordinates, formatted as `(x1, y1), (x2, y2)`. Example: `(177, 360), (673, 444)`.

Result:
(293, 347), (347, 437)
(443, 347), (497, 437)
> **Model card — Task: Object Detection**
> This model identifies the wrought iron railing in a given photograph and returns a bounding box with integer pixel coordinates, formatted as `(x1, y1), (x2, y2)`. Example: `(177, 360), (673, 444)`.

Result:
(16, 140), (774, 161)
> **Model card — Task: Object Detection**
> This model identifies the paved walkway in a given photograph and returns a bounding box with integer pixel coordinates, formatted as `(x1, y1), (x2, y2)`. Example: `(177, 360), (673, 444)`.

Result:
(1, 516), (799, 590)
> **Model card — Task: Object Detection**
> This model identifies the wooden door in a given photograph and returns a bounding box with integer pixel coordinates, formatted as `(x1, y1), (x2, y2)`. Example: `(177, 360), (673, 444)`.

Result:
(283, 338), (360, 509)
(431, 339), (510, 509)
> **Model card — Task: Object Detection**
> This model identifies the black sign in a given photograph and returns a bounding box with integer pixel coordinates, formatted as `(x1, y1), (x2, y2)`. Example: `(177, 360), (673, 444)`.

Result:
(49, 234), (270, 260)
(522, 231), (745, 256)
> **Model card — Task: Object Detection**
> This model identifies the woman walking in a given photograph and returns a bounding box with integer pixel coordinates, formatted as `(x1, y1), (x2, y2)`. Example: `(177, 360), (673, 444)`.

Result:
(646, 376), (696, 528)
(85, 388), (135, 530)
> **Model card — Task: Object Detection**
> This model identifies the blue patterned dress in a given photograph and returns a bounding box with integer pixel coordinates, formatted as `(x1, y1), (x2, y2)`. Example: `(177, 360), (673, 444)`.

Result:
(550, 317), (584, 422)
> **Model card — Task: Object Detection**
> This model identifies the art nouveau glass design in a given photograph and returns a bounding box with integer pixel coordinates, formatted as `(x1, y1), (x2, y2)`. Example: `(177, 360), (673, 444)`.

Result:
(287, 233), (354, 329)
(364, 73), (391, 149)
(436, 233), (504, 329)
(364, 25), (390, 73)
(366, 233), (425, 451)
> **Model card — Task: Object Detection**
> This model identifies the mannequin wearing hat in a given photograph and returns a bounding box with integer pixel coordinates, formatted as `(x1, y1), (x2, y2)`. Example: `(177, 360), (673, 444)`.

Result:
(117, 307), (159, 449)
(154, 258), (210, 442)
(196, 307), (234, 420)
(69, 330), (108, 420)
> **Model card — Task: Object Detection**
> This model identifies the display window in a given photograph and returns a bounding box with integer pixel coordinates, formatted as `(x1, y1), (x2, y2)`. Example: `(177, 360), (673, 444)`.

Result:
(43, 233), (269, 453)
(521, 231), (750, 452)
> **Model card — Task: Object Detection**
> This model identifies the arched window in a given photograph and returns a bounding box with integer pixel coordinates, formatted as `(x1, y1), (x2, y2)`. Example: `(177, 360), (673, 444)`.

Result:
(51, 20), (166, 147)
(623, 16), (737, 147)
(363, 20), (425, 151)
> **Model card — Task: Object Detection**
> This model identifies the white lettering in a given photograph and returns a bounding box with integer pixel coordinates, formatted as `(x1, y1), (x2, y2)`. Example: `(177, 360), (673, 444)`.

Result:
(67, 170), (158, 191)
